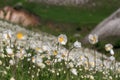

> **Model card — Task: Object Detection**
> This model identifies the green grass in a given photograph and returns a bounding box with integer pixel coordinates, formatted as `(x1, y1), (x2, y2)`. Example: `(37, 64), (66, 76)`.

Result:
(0, 37), (119, 80)
(20, 1), (120, 40)
(2, 0), (120, 49)
(1, 0), (120, 38)
(1, 0), (119, 25)
(1, 0), (120, 59)
(22, 2), (118, 25)
(1, 0), (120, 41)
(0, 1), (120, 79)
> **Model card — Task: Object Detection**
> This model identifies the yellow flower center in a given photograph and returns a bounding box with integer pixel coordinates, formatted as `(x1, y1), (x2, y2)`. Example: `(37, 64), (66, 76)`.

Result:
(36, 47), (40, 51)
(105, 46), (112, 51)
(53, 50), (58, 55)
(92, 36), (96, 42)
(32, 57), (35, 63)
(17, 32), (24, 39)
(58, 37), (64, 43)
(7, 34), (10, 39)
(45, 60), (51, 65)
(90, 62), (95, 66)
(62, 54), (65, 58)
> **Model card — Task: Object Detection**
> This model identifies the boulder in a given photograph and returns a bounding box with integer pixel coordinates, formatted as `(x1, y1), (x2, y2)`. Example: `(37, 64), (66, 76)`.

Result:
(0, 6), (40, 26)
(83, 8), (120, 43)
(28, 0), (89, 6)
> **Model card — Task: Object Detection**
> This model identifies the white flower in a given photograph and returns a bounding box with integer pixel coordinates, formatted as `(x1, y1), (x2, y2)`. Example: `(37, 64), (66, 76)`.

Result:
(10, 77), (15, 80)
(0, 53), (5, 58)
(32, 75), (34, 78)
(6, 66), (10, 70)
(89, 62), (95, 67)
(35, 47), (43, 53)
(109, 56), (115, 61)
(105, 44), (113, 51)
(73, 41), (81, 48)
(57, 73), (59, 76)
(89, 75), (94, 80)
(6, 48), (14, 56)
(27, 58), (31, 61)
(32, 55), (45, 68)
(3, 70), (7, 75)
(0, 60), (2, 65)
(70, 68), (77, 76)
(37, 63), (45, 68)
(27, 53), (31, 57)
(51, 69), (55, 73)
(16, 31), (26, 40)
(36, 56), (43, 63)
(16, 53), (23, 59)
(32, 56), (36, 63)
(3, 30), (12, 40)
(69, 62), (74, 68)
(42, 45), (49, 51)
(60, 48), (68, 58)
(88, 34), (98, 44)
(9, 59), (15, 66)
(109, 76), (113, 80)
(110, 49), (114, 55)
(58, 34), (67, 45)
(16, 49), (26, 59)
(3, 33), (10, 40)
(45, 60), (51, 65)
(53, 50), (58, 55)
(32, 55), (43, 64)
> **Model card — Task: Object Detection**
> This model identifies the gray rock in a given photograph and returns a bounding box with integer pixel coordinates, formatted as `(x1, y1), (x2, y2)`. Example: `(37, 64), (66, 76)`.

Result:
(83, 8), (120, 43)
(28, 0), (89, 6)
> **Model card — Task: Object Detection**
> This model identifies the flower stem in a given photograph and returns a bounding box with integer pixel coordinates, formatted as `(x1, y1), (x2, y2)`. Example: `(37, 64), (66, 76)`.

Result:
(93, 46), (96, 71)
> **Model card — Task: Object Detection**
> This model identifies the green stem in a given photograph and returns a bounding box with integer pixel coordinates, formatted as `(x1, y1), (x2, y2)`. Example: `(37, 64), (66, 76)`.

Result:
(93, 46), (96, 71)
(66, 47), (74, 80)
(102, 53), (104, 71)
(67, 47), (74, 63)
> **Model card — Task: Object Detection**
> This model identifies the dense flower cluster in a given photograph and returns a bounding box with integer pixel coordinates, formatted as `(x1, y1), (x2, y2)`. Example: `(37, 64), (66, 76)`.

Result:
(0, 20), (120, 80)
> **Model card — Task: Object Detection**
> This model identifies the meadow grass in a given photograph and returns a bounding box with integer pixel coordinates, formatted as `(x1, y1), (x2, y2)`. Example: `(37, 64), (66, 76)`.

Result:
(1, 0), (120, 37)
(1, 0), (119, 25)
(0, 29), (119, 80)
(1, 0), (120, 61)
(0, 1), (120, 79)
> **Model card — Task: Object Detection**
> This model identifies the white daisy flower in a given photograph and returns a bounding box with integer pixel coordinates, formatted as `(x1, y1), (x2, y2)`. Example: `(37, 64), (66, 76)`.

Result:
(32, 56), (36, 63)
(16, 31), (26, 40)
(6, 48), (14, 57)
(0, 60), (2, 65)
(10, 77), (15, 80)
(16, 48), (26, 59)
(88, 34), (98, 44)
(3, 70), (7, 75)
(36, 56), (43, 63)
(42, 44), (50, 52)
(105, 44), (113, 51)
(58, 34), (67, 45)
(3, 30), (12, 40)
(110, 49), (114, 55)
(73, 40), (81, 48)
(35, 47), (43, 53)
(37, 63), (45, 68)
(9, 59), (15, 66)
(69, 62), (74, 68)
(70, 68), (77, 76)
(109, 56), (115, 61)
(32, 55), (43, 64)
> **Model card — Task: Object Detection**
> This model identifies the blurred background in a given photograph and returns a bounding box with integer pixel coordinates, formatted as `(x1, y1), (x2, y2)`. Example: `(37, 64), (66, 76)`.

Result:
(0, 0), (120, 60)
